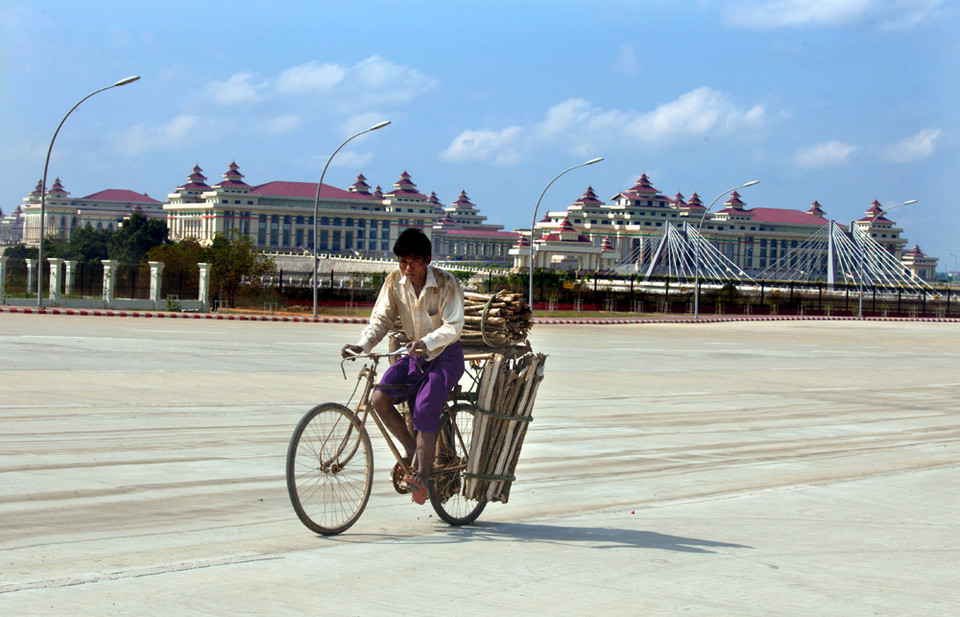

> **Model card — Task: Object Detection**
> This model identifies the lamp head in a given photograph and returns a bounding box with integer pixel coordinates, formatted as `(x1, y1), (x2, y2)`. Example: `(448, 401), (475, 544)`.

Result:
(584, 157), (604, 165)
(114, 76), (141, 87)
(369, 120), (391, 131)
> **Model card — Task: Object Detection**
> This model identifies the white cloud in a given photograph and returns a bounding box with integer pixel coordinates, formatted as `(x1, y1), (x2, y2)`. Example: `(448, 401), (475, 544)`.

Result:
(724, 0), (946, 30)
(346, 55), (438, 105)
(535, 88), (765, 147)
(881, 128), (940, 163)
(792, 140), (859, 168)
(276, 61), (345, 94)
(206, 73), (265, 105)
(445, 87), (767, 166)
(115, 115), (204, 155)
(440, 127), (523, 165)
(627, 87), (766, 143)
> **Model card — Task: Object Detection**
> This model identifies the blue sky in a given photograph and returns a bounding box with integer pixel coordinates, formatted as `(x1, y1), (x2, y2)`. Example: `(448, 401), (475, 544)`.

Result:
(2, 0), (957, 268)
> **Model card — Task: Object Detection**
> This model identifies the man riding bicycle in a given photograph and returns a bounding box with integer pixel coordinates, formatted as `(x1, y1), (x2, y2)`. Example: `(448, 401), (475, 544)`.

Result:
(341, 228), (465, 505)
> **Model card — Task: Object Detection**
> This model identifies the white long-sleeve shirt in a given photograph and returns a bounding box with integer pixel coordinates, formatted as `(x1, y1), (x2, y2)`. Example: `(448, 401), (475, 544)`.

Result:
(355, 265), (464, 359)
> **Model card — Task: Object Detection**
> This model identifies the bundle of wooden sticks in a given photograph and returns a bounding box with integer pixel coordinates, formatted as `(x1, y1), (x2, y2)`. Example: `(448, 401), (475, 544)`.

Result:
(464, 351), (547, 503)
(461, 290), (532, 349)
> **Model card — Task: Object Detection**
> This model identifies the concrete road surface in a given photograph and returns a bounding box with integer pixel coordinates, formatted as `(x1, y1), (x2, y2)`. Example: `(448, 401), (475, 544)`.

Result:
(1, 313), (959, 616)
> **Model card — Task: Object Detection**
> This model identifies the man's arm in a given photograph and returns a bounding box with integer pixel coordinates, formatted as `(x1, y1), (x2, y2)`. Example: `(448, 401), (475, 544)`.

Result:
(419, 273), (464, 354)
(353, 272), (398, 353)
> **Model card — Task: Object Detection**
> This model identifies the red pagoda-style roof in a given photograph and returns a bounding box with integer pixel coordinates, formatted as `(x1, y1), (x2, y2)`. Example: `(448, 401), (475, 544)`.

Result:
(806, 200), (826, 217)
(451, 189), (475, 209)
(387, 171), (425, 198)
(858, 200), (891, 223)
(540, 216), (591, 243)
(686, 192), (705, 210)
(573, 185), (603, 207)
(349, 172), (372, 195)
(214, 162), (250, 188)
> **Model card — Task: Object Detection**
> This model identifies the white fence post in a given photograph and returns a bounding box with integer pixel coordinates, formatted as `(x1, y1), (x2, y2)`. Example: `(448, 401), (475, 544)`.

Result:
(47, 258), (64, 305)
(101, 260), (119, 308)
(198, 263), (211, 312)
(149, 261), (165, 310)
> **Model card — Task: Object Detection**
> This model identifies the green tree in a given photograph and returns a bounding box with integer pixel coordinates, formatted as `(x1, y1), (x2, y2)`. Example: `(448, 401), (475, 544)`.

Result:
(108, 212), (168, 264)
(2, 243), (38, 260)
(66, 225), (111, 263)
(207, 230), (276, 306)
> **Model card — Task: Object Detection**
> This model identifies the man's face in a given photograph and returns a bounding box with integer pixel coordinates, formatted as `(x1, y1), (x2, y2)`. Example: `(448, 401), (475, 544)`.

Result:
(397, 254), (431, 284)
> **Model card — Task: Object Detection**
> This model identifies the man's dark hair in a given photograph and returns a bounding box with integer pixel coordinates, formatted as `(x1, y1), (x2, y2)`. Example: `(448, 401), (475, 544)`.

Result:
(393, 228), (432, 259)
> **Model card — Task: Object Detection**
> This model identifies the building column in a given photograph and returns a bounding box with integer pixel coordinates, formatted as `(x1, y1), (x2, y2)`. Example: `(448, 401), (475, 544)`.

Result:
(198, 262), (211, 312)
(149, 261), (165, 310)
(0, 256), (7, 302)
(64, 260), (77, 296)
(48, 258), (64, 305)
(26, 259), (37, 297)
(101, 260), (119, 308)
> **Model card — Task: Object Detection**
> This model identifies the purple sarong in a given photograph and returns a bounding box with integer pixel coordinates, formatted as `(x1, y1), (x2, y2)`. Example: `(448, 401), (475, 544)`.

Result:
(376, 342), (464, 433)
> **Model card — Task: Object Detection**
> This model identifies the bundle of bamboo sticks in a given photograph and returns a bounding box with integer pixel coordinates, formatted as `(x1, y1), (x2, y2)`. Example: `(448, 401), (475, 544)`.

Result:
(461, 291), (532, 349)
(464, 351), (547, 503)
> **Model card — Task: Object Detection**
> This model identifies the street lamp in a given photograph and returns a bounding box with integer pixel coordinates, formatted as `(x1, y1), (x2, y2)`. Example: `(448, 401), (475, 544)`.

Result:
(527, 157), (604, 309)
(36, 75), (141, 309)
(312, 120), (391, 319)
(693, 180), (759, 320)
(857, 199), (917, 318)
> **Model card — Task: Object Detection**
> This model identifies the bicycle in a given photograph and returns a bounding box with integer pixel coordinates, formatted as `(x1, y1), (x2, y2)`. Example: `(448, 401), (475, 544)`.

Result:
(285, 348), (488, 535)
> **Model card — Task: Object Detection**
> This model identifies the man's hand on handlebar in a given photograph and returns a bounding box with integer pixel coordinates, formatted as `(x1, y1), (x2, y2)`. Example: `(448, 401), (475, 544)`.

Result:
(406, 339), (427, 357)
(341, 344), (363, 358)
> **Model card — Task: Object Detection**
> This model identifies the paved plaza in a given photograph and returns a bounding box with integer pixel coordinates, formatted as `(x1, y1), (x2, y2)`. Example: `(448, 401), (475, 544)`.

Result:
(1, 313), (959, 616)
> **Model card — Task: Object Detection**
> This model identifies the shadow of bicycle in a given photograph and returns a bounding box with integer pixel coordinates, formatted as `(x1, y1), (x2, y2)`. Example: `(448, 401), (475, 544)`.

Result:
(435, 521), (751, 554)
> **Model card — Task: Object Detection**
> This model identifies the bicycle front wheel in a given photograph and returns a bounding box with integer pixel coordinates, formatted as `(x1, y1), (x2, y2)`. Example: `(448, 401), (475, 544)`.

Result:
(286, 402), (373, 535)
(429, 403), (487, 525)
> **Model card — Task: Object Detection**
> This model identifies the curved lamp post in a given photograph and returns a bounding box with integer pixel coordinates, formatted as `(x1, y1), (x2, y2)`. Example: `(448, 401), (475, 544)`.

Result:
(527, 157), (604, 309)
(36, 75), (141, 309)
(857, 199), (917, 319)
(312, 120), (391, 319)
(693, 180), (759, 320)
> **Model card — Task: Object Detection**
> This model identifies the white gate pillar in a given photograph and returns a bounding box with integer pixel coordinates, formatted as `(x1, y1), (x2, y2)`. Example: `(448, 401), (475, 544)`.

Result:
(64, 260), (78, 296)
(26, 259), (37, 297)
(48, 258), (64, 305)
(101, 260), (119, 308)
(149, 261), (165, 310)
(198, 262), (211, 312)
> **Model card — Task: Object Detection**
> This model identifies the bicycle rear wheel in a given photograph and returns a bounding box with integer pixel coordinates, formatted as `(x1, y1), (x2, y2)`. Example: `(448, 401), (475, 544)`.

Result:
(286, 402), (373, 535)
(429, 403), (487, 525)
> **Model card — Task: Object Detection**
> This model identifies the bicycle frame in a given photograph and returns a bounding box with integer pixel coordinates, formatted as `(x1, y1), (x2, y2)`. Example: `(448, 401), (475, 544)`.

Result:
(341, 349), (417, 478)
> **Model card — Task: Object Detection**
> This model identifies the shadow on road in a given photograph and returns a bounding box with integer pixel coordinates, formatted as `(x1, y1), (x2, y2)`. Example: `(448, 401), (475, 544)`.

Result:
(437, 521), (752, 553)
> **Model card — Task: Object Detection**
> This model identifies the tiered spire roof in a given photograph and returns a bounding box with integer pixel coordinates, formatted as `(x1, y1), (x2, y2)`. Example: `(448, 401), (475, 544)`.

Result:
(177, 165), (211, 192)
(859, 200), (890, 223)
(686, 192), (705, 210)
(215, 161), (249, 188)
(349, 172), (372, 195)
(48, 178), (68, 198)
(573, 185), (603, 207)
(806, 200), (826, 218)
(387, 171), (424, 197)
